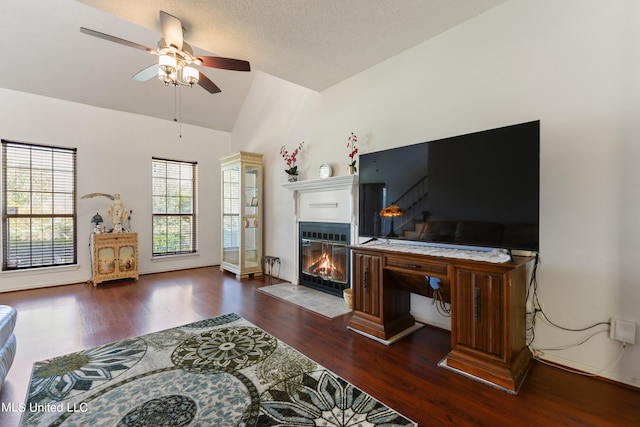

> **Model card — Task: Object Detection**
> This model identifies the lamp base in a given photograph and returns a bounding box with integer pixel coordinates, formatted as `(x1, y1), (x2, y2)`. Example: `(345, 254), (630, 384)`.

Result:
(386, 217), (398, 238)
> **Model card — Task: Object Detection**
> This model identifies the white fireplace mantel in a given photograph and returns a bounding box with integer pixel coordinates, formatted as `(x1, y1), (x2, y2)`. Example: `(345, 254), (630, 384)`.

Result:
(281, 175), (358, 224)
(282, 174), (358, 285)
(281, 174), (358, 192)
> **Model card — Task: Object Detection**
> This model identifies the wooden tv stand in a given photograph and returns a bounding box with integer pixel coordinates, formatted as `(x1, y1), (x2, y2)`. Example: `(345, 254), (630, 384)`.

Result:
(347, 243), (534, 393)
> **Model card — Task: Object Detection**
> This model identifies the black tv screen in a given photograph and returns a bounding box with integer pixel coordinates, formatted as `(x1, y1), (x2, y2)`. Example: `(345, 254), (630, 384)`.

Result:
(358, 121), (539, 251)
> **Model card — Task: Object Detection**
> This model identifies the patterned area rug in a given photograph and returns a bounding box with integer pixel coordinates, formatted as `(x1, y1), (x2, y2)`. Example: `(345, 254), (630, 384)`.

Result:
(20, 313), (416, 426)
(258, 283), (352, 318)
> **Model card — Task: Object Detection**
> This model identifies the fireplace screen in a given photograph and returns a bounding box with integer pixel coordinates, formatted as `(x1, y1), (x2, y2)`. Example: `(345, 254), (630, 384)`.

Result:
(299, 222), (350, 296)
(301, 240), (348, 283)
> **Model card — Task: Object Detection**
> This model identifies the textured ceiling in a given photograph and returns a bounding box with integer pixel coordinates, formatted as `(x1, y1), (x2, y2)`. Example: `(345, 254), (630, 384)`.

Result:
(0, 0), (507, 132)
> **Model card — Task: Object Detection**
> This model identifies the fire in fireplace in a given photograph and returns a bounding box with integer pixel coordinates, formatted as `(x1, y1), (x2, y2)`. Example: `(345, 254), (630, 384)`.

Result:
(299, 222), (350, 297)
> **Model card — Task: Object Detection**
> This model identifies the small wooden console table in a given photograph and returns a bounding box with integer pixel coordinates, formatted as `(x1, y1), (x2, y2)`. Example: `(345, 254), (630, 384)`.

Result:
(347, 243), (534, 393)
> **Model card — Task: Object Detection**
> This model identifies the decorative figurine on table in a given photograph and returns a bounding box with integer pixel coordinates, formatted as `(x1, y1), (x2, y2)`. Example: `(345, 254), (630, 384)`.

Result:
(82, 193), (129, 232)
(90, 212), (104, 234)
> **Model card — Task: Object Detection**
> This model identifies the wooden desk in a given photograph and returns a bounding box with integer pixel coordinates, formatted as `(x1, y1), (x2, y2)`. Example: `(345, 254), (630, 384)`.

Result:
(347, 243), (533, 393)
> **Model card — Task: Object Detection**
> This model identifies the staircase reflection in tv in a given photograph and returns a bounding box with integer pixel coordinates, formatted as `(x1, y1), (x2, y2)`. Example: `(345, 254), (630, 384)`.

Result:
(299, 222), (350, 297)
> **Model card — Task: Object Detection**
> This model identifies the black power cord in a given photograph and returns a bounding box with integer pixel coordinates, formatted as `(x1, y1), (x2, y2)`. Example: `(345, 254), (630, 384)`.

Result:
(527, 253), (611, 348)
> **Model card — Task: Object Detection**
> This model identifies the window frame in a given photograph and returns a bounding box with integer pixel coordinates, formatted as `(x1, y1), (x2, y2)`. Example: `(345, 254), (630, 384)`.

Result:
(151, 157), (197, 257)
(2, 139), (78, 270)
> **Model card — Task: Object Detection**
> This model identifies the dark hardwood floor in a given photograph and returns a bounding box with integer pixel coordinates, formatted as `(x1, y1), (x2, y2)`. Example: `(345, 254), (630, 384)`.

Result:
(1, 267), (638, 426)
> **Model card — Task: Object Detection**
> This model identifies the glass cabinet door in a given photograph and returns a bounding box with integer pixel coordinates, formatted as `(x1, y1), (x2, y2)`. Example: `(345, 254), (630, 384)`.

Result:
(222, 166), (241, 268)
(243, 164), (260, 271)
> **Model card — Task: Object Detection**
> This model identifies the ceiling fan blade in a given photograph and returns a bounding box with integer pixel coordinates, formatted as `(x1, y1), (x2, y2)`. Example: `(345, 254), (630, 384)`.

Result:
(198, 56), (251, 72)
(160, 11), (183, 51)
(132, 64), (158, 81)
(197, 73), (222, 94)
(80, 27), (156, 53)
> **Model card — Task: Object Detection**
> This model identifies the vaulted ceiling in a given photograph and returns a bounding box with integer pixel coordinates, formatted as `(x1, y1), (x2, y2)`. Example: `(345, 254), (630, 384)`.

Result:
(0, 0), (506, 132)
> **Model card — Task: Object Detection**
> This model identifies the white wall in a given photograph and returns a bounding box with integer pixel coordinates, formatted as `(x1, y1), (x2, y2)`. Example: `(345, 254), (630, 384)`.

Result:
(0, 88), (232, 292)
(233, 0), (640, 387)
(231, 72), (319, 279)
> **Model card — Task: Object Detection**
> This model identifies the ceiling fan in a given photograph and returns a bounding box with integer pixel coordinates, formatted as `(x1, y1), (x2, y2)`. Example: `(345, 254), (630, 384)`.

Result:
(80, 10), (250, 94)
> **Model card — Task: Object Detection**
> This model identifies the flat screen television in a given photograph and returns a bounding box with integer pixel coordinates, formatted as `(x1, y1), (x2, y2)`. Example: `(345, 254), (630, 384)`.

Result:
(358, 120), (539, 252)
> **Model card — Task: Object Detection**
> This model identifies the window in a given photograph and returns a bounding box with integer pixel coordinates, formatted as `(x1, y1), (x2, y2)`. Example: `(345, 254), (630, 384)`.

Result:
(152, 157), (197, 256)
(2, 140), (77, 270)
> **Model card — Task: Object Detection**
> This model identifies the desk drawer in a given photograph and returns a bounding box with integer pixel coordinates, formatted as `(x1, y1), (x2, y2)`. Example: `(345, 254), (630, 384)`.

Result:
(385, 255), (448, 276)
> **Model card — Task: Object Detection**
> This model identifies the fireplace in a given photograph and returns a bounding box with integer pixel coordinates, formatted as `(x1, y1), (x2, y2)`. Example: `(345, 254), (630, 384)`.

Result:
(299, 222), (350, 296)
(282, 175), (358, 295)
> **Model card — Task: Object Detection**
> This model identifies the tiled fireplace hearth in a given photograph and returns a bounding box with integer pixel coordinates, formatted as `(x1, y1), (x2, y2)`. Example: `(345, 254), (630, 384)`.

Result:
(282, 175), (358, 296)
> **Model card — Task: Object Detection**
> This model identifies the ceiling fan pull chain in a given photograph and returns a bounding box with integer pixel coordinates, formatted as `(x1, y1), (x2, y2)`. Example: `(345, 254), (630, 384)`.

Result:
(172, 85), (182, 138)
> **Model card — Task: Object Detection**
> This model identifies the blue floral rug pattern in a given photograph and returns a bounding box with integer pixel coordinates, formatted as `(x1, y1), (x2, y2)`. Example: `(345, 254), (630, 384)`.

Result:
(20, 313), (416, 426)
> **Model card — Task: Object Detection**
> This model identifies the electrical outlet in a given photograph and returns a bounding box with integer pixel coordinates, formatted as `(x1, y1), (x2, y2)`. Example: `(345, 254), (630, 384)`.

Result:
(609, 319), (636, 344)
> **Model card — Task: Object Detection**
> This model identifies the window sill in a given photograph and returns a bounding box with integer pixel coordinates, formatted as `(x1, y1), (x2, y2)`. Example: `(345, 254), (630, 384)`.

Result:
(0, 264), (80, 277)
(151, 253), (200, 262)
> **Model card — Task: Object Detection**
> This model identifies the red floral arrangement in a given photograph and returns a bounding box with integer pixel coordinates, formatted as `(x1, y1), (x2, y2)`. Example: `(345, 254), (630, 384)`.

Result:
(347, 132), (358, 171)
(280, 142), (304, 175)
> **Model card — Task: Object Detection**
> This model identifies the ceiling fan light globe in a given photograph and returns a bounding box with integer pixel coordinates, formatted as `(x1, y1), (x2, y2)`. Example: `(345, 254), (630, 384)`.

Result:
(158, 54), (177, 74)
(182, 66), (199, 86)
(158, 68), (175, 85)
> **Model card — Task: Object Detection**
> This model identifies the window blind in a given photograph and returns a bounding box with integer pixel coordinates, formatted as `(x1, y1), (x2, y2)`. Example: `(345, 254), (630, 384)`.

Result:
(151, 157), (197, 256)
(2, 140), (77, 270)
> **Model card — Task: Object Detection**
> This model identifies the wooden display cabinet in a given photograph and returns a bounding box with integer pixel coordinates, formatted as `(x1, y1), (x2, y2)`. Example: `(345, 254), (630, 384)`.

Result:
(91, 232), (138, 286)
